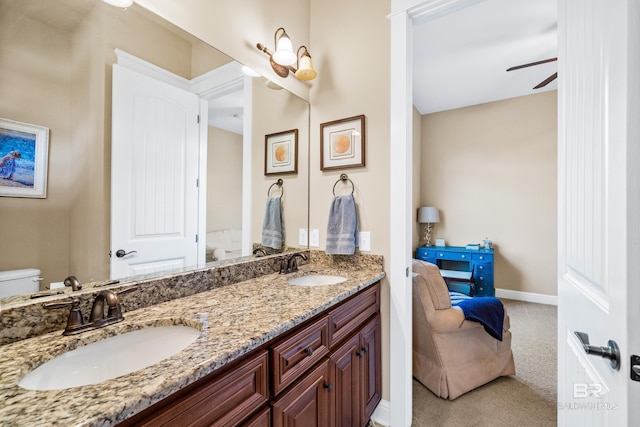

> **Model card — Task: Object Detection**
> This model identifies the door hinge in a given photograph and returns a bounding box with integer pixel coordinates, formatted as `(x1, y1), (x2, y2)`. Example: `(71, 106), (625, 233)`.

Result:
(196, 178), (199, 188)
(197, 115), (200, 124)
(195, 234), (199, 243)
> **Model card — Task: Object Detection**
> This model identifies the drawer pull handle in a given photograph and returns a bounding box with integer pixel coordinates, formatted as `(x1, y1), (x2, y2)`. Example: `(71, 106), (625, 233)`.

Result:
(324, 383), (333, 392)
(304, 347), (314, 357)
(461, 255), (466, 259)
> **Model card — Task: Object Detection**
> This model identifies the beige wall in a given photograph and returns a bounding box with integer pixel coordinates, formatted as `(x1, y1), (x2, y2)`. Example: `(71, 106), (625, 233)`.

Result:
(207, 127), (243, 231)
(309, 0), (391, 400)
(0, 4), (72, 288)
(420, 91), (558, 296)
(251, 77), (309, 249)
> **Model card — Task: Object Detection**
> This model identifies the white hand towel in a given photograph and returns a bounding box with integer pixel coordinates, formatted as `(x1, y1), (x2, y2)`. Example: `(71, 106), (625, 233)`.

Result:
(326, 195), (359, 255)
(261, 197), (283, 249)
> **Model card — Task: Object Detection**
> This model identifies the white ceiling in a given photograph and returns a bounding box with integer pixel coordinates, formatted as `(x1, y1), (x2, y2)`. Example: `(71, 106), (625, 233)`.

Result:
(413, 0), (557, 115)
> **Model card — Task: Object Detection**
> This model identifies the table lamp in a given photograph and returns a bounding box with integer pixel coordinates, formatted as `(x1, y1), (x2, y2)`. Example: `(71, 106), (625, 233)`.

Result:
(418, 206), (440, 246)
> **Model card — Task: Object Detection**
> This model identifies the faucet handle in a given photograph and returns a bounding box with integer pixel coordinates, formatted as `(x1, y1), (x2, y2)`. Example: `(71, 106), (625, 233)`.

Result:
(45, 298), (87, 335)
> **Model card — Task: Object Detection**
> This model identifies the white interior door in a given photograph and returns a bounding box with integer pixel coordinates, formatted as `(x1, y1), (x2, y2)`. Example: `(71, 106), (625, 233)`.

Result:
(557, 0), (640, 424)
(111, 64), (200, 279)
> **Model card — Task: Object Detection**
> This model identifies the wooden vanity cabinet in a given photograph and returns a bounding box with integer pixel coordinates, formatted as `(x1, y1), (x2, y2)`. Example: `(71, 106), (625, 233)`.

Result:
(270, 284), (381, 427)
(120, 350), (269, 427)
(118, 282), (380, 427)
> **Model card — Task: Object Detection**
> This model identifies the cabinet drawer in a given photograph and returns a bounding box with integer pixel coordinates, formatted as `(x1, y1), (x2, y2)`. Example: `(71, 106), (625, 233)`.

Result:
(241, 407), (271, 427)
(475, 263), (493, 274)
(329, 283), (380, 347)
(271, 316), (329, 395)
(128, 350), (269, 427)
(471, 252), (493, 262)
(416, 247), (436, 260)
(436, 251), (470, 261)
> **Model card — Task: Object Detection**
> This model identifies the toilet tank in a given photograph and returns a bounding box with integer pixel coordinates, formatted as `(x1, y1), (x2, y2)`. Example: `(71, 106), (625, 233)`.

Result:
(0, 269), (41, 298)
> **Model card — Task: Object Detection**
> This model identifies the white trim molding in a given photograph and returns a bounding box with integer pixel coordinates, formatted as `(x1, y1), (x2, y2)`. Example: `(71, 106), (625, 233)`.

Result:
(371, 399), (391, 426)
(495, 288), (558, 306)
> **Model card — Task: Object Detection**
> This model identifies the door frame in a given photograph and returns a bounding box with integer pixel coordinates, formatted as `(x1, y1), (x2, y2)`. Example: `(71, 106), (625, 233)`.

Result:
(389, 0), (640, 426)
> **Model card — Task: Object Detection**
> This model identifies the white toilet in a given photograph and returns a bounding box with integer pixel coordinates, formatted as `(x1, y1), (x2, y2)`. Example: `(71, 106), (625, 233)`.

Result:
(0, 269), (42, 298)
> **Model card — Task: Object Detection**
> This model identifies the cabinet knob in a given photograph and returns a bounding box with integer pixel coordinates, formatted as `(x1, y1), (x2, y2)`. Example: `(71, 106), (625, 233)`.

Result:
(324, 383), (333, 392)
(461, 255), (466, 259)
(304, 347), (314, 357)
(479, 256), (484, 260)
(479, 265), (484, 270)
(439, 253), (444, 257)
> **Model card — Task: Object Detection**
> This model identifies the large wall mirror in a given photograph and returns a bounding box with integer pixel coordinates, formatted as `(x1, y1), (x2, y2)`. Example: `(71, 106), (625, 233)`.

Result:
(0, 0), (309, 301)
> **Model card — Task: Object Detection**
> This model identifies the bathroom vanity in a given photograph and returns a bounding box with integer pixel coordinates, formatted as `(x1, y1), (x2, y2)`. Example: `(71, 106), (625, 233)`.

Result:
(0, 253), (384, 426)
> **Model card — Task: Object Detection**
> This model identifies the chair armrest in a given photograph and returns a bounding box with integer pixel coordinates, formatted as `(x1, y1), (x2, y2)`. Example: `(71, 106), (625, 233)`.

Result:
(427, 306), (466, 332)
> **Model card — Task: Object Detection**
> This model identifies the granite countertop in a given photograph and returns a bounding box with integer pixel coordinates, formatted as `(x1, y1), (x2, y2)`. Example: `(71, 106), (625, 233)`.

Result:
(0, 264), (384, 426)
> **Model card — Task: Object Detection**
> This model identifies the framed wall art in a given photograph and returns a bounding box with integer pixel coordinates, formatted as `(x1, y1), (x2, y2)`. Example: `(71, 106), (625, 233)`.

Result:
(265, 129), (298, 175)
(0, 118), (49, 198)
(320, 114), (365, 171)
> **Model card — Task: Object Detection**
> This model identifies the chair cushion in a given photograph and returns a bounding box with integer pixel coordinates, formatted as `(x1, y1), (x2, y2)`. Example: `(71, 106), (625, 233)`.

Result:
(412, 259), (451, 310)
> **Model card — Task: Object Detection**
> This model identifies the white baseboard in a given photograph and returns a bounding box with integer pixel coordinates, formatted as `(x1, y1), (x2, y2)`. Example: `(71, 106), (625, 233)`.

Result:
(371, 399), (391, 426)
(495, 288), (557, 306)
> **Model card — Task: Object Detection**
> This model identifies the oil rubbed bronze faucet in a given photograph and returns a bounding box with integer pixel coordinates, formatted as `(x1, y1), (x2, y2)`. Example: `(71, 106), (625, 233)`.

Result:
(45, 287), (137, 336)
(279, 253), (308, 274)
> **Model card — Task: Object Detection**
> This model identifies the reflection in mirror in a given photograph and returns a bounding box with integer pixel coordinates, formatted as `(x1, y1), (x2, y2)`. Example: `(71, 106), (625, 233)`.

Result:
(0, 0), (309, 302)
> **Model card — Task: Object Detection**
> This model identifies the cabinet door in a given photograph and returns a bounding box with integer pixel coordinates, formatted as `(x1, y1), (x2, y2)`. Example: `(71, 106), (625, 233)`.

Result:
(330, 334), (361, 427)
(359, 315), (381, 425)
(272, 359), (333, 427)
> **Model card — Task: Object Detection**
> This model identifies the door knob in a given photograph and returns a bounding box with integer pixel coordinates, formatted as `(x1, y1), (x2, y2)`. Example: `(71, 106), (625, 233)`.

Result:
(115, 249), (138, 258)
(574, 331), (621, 370)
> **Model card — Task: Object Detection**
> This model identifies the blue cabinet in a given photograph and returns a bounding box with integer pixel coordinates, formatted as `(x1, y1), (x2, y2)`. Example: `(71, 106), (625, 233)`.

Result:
(415, 246), (495, 297)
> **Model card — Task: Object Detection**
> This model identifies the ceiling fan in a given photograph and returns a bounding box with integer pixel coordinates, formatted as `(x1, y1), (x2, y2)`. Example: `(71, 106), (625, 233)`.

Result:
(506, 57), (557, 89)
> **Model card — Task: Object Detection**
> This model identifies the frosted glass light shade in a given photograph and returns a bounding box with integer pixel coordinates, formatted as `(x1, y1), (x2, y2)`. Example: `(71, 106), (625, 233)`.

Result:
(295, 54), (317, 81)
(418, 206), (440, 223)
(273, 31), (296, 66)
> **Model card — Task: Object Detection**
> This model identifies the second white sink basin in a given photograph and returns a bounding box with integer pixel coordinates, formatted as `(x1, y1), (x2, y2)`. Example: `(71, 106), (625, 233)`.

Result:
(287, 274), (347, 286)
(18, 325), (201, 391)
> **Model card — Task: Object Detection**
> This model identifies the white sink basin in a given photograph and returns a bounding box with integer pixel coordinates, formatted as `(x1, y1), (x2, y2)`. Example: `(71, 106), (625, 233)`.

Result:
(287, 274), (347, 286)
(18, 325), (201, 391)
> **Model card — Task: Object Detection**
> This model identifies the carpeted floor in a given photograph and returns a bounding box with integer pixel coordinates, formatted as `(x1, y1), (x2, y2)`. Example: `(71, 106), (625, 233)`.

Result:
(411, 299), (557, 426)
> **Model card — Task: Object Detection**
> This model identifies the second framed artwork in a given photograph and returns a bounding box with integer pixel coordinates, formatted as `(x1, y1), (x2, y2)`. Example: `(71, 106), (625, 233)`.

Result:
(265, 129), (298, 176)
(320, 114), (365, 171)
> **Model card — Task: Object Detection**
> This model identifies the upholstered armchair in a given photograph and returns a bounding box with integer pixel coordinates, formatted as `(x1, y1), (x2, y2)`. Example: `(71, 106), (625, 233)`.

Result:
(412, 259), (515, 400)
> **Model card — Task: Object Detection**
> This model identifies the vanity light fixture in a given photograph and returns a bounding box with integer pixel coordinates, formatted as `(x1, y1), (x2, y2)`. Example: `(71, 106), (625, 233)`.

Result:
(101, 0), (133, 7)
(256, 28), (317, 81)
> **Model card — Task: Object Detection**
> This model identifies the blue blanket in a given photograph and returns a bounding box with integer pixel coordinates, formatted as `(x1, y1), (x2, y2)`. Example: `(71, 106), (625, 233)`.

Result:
(449, 292), (505, 341)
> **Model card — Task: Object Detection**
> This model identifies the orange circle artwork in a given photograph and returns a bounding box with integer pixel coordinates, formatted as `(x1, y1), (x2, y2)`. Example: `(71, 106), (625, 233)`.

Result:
(333, 135), (351, 154)
(275, 145), (287, 161)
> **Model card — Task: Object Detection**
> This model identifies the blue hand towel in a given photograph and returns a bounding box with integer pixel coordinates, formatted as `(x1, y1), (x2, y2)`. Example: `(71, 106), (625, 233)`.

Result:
(326, 195), (359, 255)
(261, 197), (283, 249)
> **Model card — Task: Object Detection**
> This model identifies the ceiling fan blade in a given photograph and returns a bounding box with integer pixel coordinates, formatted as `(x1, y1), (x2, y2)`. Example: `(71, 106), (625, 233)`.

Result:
(533, 72), (558, 89)
(506, 57), (557, 72)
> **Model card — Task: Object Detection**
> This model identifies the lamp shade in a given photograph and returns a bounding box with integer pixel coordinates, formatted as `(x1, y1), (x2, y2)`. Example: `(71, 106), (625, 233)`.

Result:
(273, 30), (297, 66)
(295, 52), (317, 81)
(417, 206), (440, 223)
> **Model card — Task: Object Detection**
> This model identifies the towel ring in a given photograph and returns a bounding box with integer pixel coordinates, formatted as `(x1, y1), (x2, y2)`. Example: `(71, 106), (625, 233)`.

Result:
(268, 179), (284, 198)
(332, 173), (354, 196)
